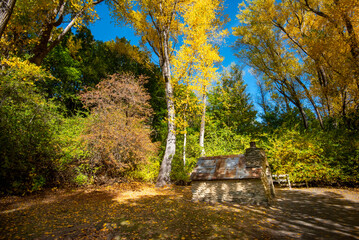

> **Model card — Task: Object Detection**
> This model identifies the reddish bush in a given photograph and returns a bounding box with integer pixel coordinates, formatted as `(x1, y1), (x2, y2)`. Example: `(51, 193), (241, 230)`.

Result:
(81, 73), (157, 178)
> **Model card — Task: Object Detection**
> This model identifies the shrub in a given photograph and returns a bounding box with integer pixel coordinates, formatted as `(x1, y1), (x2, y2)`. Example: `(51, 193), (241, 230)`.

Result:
(129, 156), (161, 182)
(262, 128), (359, 185)
(80, 73), (158, 180)
(55, 115), (89, 184)
(0, 58), (60, 194)
(171, 134), (201, 183)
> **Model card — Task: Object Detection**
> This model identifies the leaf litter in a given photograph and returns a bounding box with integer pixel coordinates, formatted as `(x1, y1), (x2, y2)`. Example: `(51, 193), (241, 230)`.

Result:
(0, 184), (358, 239)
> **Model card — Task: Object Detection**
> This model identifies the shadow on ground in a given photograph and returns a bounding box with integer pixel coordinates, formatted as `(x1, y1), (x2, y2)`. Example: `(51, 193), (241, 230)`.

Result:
(239, 188), (359, 239)
(0, 186), (358, 239)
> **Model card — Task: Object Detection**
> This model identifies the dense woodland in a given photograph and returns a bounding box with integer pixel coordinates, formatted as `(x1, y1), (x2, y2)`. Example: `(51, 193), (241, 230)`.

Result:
(0, 0), (358, 195)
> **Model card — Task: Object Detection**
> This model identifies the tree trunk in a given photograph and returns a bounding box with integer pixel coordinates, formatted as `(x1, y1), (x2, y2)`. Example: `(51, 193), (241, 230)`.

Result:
(183, 130), (187, 167)
(0, 0), (16, 39)
(182, 102), (188, 168)
(275, 83), (308, 129)
(297, 102), (309, 129)
(199, 90), (206, 156)
(316, 66), (332, 117)
(156, 30), (176, 188)
(29, 0), (103, 66)
(29, 7), (75, 66)
(295, 77), (324, 129)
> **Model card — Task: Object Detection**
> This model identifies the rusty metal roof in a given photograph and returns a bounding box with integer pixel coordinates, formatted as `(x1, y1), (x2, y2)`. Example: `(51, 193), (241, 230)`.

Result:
(190, 154), (262, 181)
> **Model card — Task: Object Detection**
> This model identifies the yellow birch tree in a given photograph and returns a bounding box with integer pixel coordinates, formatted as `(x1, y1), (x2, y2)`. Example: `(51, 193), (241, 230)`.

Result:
(172, 0), (227, 156)
(109, 0), (227, 186)
(109, 0), (189, 187)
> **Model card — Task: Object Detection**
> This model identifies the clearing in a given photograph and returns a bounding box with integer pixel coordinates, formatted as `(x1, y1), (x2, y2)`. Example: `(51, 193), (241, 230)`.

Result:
(0, 184), (358, 239)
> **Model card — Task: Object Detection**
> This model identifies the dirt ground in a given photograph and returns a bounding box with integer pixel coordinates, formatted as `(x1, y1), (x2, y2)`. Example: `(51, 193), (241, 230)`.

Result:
(0, 184), (358, 239)
(259, 187), (359, 239)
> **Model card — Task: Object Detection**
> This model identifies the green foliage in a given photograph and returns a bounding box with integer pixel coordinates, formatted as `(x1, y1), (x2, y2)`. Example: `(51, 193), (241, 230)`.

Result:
(0, 58), (61, 194)
(74, 172), (90, 186)
(263, 129), (328, 183)
(171, 134), (202, 183)
(317, 129), (359, 184)
(57, 115), (88, 168)
(54, 114), (90, 185)
(260, 106), (305, 132)
(73, 163), (96, 186)
(262, 127), (359, 185)
(205, 124), (253, 156)
(129, 156), (161, 183)
(42, 35), (83, 115)
(208, 64), (258, 135)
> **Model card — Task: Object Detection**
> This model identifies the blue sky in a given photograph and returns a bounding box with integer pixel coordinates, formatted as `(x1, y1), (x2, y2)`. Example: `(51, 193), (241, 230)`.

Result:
(87, 1), (259, 109)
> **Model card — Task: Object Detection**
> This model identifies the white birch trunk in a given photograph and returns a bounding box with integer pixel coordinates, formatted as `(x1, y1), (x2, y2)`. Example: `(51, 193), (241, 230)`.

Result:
(183, 131), (187, 167)
(155, 28), (176, 187)
(199, 92), (206, 156)
(182, 102), (188, 167)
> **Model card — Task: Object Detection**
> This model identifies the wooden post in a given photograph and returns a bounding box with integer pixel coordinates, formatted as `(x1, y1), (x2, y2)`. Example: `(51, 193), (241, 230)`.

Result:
(286, 174), (292, 190)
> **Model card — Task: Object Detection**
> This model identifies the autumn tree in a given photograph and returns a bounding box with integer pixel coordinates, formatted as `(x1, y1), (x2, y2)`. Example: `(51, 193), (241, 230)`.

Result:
(233, 0), (310, 128)
(80, 73), (157, 179)
(1, 0), (103, 65)
(172, 82), (200, 167)
(108, 0), (183, 187)
(172, 0), (227, 156)
(109, 0), (226, 186)
(233, 0), (359, 130)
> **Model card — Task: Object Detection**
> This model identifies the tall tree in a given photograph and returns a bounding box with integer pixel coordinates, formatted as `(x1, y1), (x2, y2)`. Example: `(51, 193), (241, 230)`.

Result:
(109, 0), (226, 186)
(173, 83), (199, 167)
(233, 5), (310, 129)
(172, 0), (227, 156)
(233, 0), (359, 129)
(208, 64), (257, 134)
(109, 0), (183, 187)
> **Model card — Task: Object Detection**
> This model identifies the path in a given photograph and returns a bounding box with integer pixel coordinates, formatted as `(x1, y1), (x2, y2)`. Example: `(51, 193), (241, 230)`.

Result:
(0, 185), (358, 239)
(252, 188), (359, 239)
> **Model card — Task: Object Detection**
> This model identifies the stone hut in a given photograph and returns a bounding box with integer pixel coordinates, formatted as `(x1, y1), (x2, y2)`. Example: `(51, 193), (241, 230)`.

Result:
(191, 142), (275, 205)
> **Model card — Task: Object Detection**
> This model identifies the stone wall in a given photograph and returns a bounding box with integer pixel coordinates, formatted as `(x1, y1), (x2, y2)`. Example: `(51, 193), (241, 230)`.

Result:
(192, 179), (269, 205)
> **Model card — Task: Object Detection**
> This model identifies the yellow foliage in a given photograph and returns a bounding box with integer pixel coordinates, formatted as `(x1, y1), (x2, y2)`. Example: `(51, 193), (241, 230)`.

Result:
(1, 57), (54, 82)
(109, 0), (228, 136)
(171, 0), (227, 132)
(1, 0), (100, 57)
(234, 0), (359, 119)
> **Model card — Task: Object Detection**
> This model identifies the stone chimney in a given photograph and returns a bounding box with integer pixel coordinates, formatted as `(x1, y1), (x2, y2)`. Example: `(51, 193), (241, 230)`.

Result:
(245, 142), (276, 199)
(245, 141), (265, 167)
